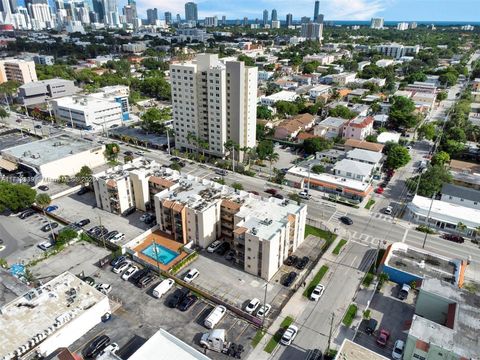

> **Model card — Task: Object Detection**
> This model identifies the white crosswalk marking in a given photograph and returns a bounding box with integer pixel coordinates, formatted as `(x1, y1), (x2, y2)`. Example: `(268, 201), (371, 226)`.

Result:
(328, 210), (347, 223)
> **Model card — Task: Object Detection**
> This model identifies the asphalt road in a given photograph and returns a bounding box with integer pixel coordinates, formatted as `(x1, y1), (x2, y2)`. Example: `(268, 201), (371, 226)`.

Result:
(272, 242), (373, 360)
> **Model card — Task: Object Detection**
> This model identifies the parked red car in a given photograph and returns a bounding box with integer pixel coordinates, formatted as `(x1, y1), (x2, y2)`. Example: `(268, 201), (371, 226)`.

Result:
(265, 188), (278, 195)
(375, 187), (384, 194)
(376, 328), (390, 346)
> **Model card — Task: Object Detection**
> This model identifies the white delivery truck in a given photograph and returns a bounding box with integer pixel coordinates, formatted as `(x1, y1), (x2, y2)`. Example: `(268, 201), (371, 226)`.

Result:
(152, 278), (175, 298)
(200, 329), (244, 357)
(204, 305), (227, 329)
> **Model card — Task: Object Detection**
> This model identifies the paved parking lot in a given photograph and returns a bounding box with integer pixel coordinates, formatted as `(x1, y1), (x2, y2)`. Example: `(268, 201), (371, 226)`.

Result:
(69, 260), (257, 359)
(354, 282), (416, 357)
(31, 242), (110, 280)
(270, 145), (299, 170)
(0, 211), (61, 264)
(52, 192), (150, 245)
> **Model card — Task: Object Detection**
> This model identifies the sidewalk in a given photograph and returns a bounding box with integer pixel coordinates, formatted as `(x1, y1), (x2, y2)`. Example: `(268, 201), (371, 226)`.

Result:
(246, 234), (344, 360)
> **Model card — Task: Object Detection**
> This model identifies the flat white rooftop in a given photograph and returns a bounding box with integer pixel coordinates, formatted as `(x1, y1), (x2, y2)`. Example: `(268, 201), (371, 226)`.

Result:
(261, 90), (298, 102)
(128, 328), (210, 360)
(0, 272), (106, 358)
(287, 166), (371, 192)
(1, 134), (104, 167)
(55, 95), (121, 112)
(408, 195), (480, 229)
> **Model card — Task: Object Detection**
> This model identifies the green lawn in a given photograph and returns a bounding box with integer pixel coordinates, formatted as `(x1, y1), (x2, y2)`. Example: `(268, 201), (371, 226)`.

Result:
(252, 329), (266, 347)
(342, 304), (358, 327)
(365, 199), (375, 210)
(304, 225), (336, 251)
(264, 316), (294, 353)
(303, 265), (329, 298)
(332, 239), (348, 255)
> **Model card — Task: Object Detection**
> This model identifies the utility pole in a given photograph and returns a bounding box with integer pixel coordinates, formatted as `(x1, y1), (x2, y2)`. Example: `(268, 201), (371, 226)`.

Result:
(327, 312), (334, 354)
(307, 164), (312, 193)
(152, 238), (162, 274)
(261, 281), (268, 330)
(422, 193), (436, 249)
(166, 130), (171, 155)
(98, 215), (106, 249)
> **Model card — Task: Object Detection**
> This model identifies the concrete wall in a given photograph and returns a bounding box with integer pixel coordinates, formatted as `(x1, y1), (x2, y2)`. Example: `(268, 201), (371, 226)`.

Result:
(380, 264), (422, 286)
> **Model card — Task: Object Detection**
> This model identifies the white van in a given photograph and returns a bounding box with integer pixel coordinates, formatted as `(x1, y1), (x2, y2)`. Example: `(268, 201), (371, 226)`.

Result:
(152, 278), (175, 298)
(204, 305), (227, 329)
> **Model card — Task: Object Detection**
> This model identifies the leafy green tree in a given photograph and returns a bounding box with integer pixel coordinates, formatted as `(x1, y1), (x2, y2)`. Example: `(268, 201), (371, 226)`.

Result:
(311, 164), (325, 174)
(75, 166), (93, 187)
(257, 105), (273, 120)
(303, 137), (333, 155)
(439, 70), (458, 87)
(389, 96), (419, 129)
(365, 134), (378, 143)
(417, 123), (436, 140)
(231, 182), (244, 191)
(0, 182), (37, 212)
(104, 143), (120, 162)
(56, 228), (78, 248)
(275, 100), (299, 116)
(407, 165), (452, 197)
(328, 105), (356, 119)
(238, 54), (255, 66)
(302, 61), (320, 74)
(0, 107), (8, 120)
(170, 162), (182, 173)
(385, 144), (411, 169)
(436, 91), (448, 102)
(256, 140), (274, 160)
(430, 151), (450, 166)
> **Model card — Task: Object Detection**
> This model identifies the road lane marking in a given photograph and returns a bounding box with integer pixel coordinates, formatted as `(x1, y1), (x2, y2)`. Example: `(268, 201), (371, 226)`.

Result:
(402, 228), (409, 243)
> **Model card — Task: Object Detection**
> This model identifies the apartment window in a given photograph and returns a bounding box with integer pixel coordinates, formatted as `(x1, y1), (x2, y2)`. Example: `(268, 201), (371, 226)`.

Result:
(346, 172), (352, 177)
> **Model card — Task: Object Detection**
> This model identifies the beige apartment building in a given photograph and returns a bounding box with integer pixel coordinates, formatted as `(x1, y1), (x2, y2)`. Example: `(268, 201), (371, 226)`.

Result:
(0, 59), (37, 84)
(170, 54), (258, 161)
(154, 175), (307, 280)
(92, 159), (178, 215)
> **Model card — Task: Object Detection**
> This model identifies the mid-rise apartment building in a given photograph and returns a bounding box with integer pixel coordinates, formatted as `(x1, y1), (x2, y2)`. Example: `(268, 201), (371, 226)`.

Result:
(301, 22), (323, 42)
(0, 59), (37, 84)
(375, 43), (420, 59)
(370, 17), (384, 29)
(170, 54), (257, 161)
(92, 159), (178, 214)
(153, 175), (307, 280)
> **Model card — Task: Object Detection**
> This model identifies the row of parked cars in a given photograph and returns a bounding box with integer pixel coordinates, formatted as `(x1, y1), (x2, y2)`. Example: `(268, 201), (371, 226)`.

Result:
(244, 298), (272, 318)
(364, 318), (404, 359)
(87, 225), (125, 243)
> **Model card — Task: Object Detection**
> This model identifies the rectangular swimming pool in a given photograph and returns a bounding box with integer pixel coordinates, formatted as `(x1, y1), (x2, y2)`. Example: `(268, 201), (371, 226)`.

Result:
(141, 243), (179, 265)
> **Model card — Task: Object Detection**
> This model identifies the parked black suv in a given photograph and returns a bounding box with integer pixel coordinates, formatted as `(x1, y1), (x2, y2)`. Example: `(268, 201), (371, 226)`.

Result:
(76, 218), (90, 227)
(283, 271), (298, 287)
(365, 318), (378, 335)
(216, 242), (230, 255)
(168, 288), (189, 308)
(83, 335), (110, 358)
(178, 294), (198, 311)
(284, 255), (298, 266)
(131, 268), (150, 283)
(137, 274), (155, 288)
(122, 206), (136, 216)
(295, 256), (310, 270)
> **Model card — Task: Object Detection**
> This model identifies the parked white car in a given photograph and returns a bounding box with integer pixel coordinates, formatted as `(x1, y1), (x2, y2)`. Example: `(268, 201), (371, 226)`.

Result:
(298, 191), (312, 200)
(110, 232), (125, 243)
(112, 261), (130, 274)
(392, 339), (405, 360)
(280, 325), (298, 345)
(96, 343), (119, 358)
(245, 298), (260, 314)
(96, 283), (112, 294)
(256, 304), (272, 318)
(121, 265), (138, 280)
(184, 268), (200, 283)
(38, 241), (53, 251)
(310, 284), (325, 301)
(384, 206), (393, 215)
(207, 240), (222, 253)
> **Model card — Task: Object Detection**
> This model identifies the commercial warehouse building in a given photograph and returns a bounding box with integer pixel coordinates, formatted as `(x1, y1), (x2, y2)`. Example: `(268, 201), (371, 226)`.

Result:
(0, 272), (110, 360)
(0, 134), (106, 184)
(18, 78), (79, 106)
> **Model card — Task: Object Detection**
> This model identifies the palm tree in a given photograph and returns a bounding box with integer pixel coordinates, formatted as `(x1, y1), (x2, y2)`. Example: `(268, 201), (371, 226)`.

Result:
(240, 146), (251, 165)
(224, 140), (239, 171)
(36, 193), (56, 241)
(457, 222), (467, 234)
(266, 152), (279, 180)
(198, 139), (209, 160)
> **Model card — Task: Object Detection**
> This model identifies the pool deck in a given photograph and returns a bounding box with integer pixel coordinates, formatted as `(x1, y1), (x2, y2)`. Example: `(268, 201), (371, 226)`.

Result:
(132, 231), (187, 272)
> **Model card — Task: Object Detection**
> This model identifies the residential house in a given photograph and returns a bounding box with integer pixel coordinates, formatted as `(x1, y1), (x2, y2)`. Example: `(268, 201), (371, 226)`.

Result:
(344, 138), (384, 152)
(333, 159), (374, 182)
(308, 84), (331, 100)
(342, 116), (374, 140)
(440, 183), (480, 210)
(448, 160), (480, 190)
(314, 116), (346, 140)
(274, 113), (316, 140)
(260, 90), (299, 106)
(346, 149), (383, 169)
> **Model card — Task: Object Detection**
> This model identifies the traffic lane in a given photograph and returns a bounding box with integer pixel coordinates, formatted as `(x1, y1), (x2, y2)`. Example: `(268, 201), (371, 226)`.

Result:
(0, 218), (19, 258)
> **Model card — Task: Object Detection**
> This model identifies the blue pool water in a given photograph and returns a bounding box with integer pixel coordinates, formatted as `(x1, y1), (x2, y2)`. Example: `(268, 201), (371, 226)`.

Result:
(141, 244), (179, 265)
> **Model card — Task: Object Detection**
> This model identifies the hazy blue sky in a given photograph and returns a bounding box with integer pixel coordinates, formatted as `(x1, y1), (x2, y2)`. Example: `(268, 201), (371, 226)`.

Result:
(134, 0), (478, 22)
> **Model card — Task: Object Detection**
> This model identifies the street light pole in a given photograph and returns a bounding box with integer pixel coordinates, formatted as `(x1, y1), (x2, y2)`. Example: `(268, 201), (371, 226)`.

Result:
(307, 164), (312, 193)
(261, 280), (268, 330)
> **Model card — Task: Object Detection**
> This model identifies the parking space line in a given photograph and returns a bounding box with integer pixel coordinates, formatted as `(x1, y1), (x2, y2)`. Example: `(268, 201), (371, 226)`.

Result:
(193, 303), (209, 322)
(233, 323), (250, 342)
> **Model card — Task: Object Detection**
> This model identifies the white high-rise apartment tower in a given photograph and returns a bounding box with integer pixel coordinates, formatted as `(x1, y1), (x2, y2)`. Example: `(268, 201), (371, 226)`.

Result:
(170, 54), (257, 161)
